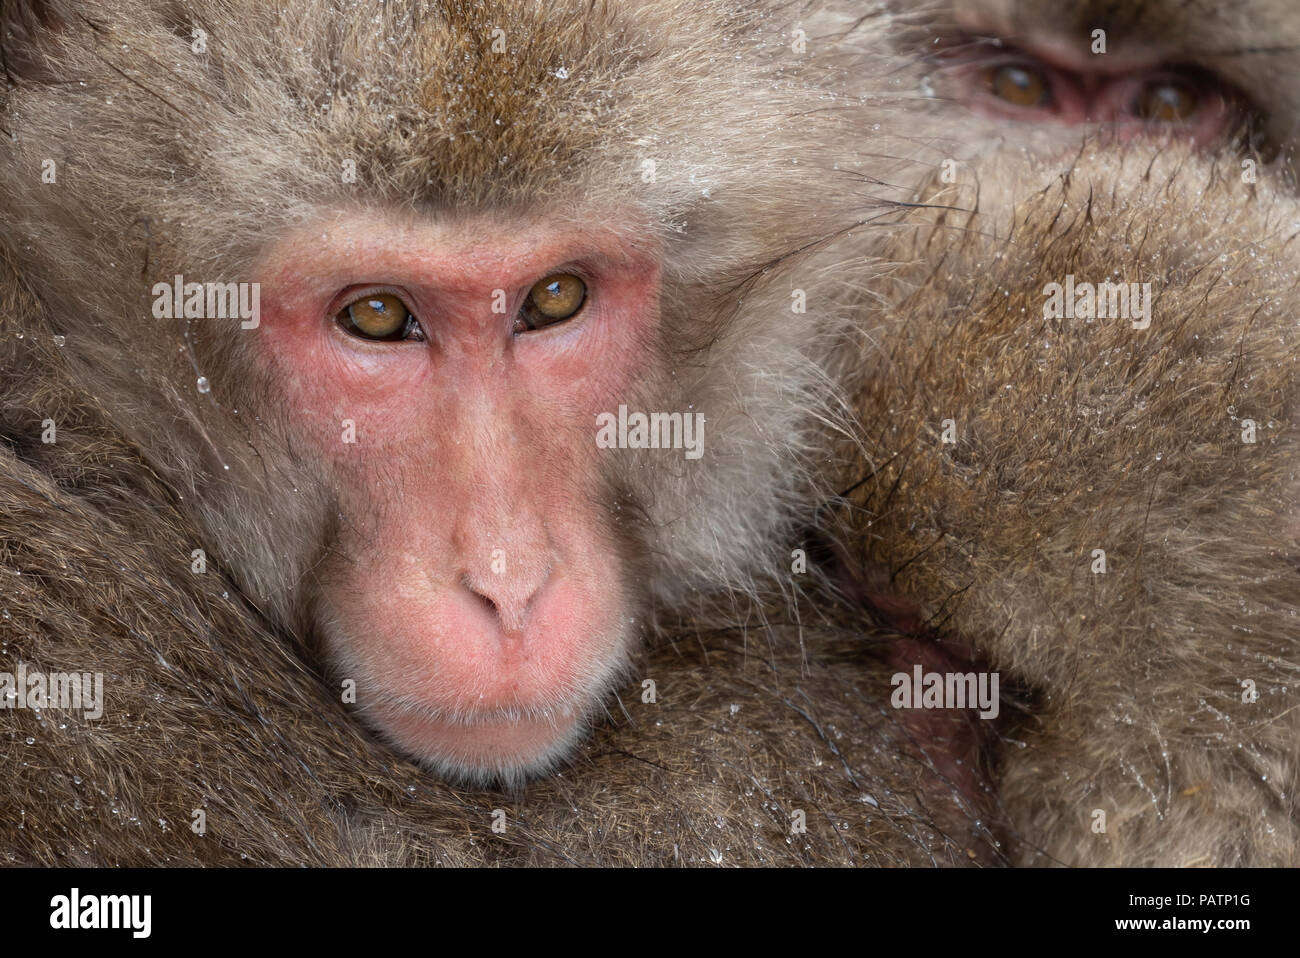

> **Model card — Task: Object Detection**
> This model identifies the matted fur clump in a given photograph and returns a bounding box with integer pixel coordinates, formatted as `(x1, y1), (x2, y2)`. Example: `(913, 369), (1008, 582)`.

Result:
(842, 146), (1300, 865)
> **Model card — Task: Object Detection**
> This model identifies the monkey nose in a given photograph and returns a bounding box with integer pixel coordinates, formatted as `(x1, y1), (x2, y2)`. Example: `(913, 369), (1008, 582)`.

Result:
(459, 565), (551, 638)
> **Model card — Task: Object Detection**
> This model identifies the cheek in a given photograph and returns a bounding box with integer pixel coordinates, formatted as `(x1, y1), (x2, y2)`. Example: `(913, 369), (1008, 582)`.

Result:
(256, 299), (426, 462)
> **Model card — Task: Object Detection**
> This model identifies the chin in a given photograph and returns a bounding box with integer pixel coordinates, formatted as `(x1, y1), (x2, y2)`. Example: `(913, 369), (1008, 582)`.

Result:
(317, 583), (639, 787)
(372, 702), (593, 789)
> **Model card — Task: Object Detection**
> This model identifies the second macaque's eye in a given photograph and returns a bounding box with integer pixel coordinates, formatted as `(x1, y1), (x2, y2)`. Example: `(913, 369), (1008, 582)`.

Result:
(987, 63), (1051, 108)
(1134, 79), (1199, 123)
(336, 293), (421, 342)
(516, 273), (587, 333)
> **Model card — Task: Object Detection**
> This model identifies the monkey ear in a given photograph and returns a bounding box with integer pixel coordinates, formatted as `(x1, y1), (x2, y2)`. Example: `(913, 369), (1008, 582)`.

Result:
(0, 0), (69, 84)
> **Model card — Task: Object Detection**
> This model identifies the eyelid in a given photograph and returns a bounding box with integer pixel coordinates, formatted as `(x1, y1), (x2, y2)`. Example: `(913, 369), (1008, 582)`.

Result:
(939, 39), (1042, 69)
(532, 261), (596, 289)
(326, 284), (419, 321)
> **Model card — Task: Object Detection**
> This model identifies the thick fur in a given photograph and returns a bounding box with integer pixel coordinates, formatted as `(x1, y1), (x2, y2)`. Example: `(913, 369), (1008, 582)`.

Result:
(0, 0), (994, 865)
(0, 0), (880, 632)
(838, 147), (1300, 865)
(0, 271), (995, 864)
(6, 0), (1297, 869)
(819, 0), (1300, 867)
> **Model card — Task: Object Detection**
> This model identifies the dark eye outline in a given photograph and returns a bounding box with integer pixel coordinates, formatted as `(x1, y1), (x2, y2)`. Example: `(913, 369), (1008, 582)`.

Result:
(515, 272), (588, 334)
(332, 288), (425, 343)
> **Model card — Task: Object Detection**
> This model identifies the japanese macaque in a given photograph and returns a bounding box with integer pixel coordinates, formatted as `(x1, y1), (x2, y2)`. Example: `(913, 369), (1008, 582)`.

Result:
(0, 244), (996, 866)
(0, 0), (990, 865)
(2, 0), (1297, 870)
(822, 0), (1300, 865)
(0, 0), (882, 791)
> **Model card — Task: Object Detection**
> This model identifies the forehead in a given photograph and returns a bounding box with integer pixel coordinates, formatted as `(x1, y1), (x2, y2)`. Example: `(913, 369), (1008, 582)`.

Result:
(254, 0), (658, 208)
(1, 0), (755, 280)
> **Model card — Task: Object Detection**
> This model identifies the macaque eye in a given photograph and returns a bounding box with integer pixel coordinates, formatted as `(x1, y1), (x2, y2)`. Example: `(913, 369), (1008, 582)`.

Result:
(517, 273), (587, 332)
(988, 63), (1050, 108)
(1135, 80), (1199, 123)
(336, 293), (419, 342)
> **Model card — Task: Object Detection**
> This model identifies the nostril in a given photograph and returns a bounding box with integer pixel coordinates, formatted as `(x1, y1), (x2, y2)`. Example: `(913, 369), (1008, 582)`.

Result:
(459, 566), (550, 635)
(467, 582), (499, 617)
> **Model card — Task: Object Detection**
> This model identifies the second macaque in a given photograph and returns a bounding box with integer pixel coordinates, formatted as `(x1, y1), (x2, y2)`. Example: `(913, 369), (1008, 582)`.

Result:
(823, 0), (1300, 865)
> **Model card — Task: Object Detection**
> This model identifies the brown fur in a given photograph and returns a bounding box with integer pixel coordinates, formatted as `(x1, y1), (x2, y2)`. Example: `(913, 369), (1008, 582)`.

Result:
(838, 147), (1300, 865)
(0, 271), (996, 864)
(835, 0), (1300, 867)
(0, 0), (875, 633)
(6, 0), (1297, 869)
(0, 0), (997, 865)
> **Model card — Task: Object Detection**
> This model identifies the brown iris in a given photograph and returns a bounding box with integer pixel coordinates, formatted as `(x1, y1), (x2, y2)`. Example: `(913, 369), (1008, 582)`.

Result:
(517, 273), (587, 332)
(336, 293), (416, 342)
(988, 63), (1049, 107)
(1137, 81), (1198, 123)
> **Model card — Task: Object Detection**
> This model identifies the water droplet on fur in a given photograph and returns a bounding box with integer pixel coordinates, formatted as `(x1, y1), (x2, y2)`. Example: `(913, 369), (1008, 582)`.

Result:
(196, 376), (211, 394)
(554, 67), (569, 80)
(52, 335), (65, 347)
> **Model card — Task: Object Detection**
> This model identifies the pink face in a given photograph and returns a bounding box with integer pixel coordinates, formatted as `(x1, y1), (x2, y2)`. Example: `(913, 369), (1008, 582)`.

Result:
(255, 212), (661, 781)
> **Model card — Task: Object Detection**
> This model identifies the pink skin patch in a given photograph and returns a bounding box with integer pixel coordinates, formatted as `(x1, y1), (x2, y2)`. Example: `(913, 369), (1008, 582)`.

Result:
(253, 211), (661, 778)
(938, 30), (1239, 145)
